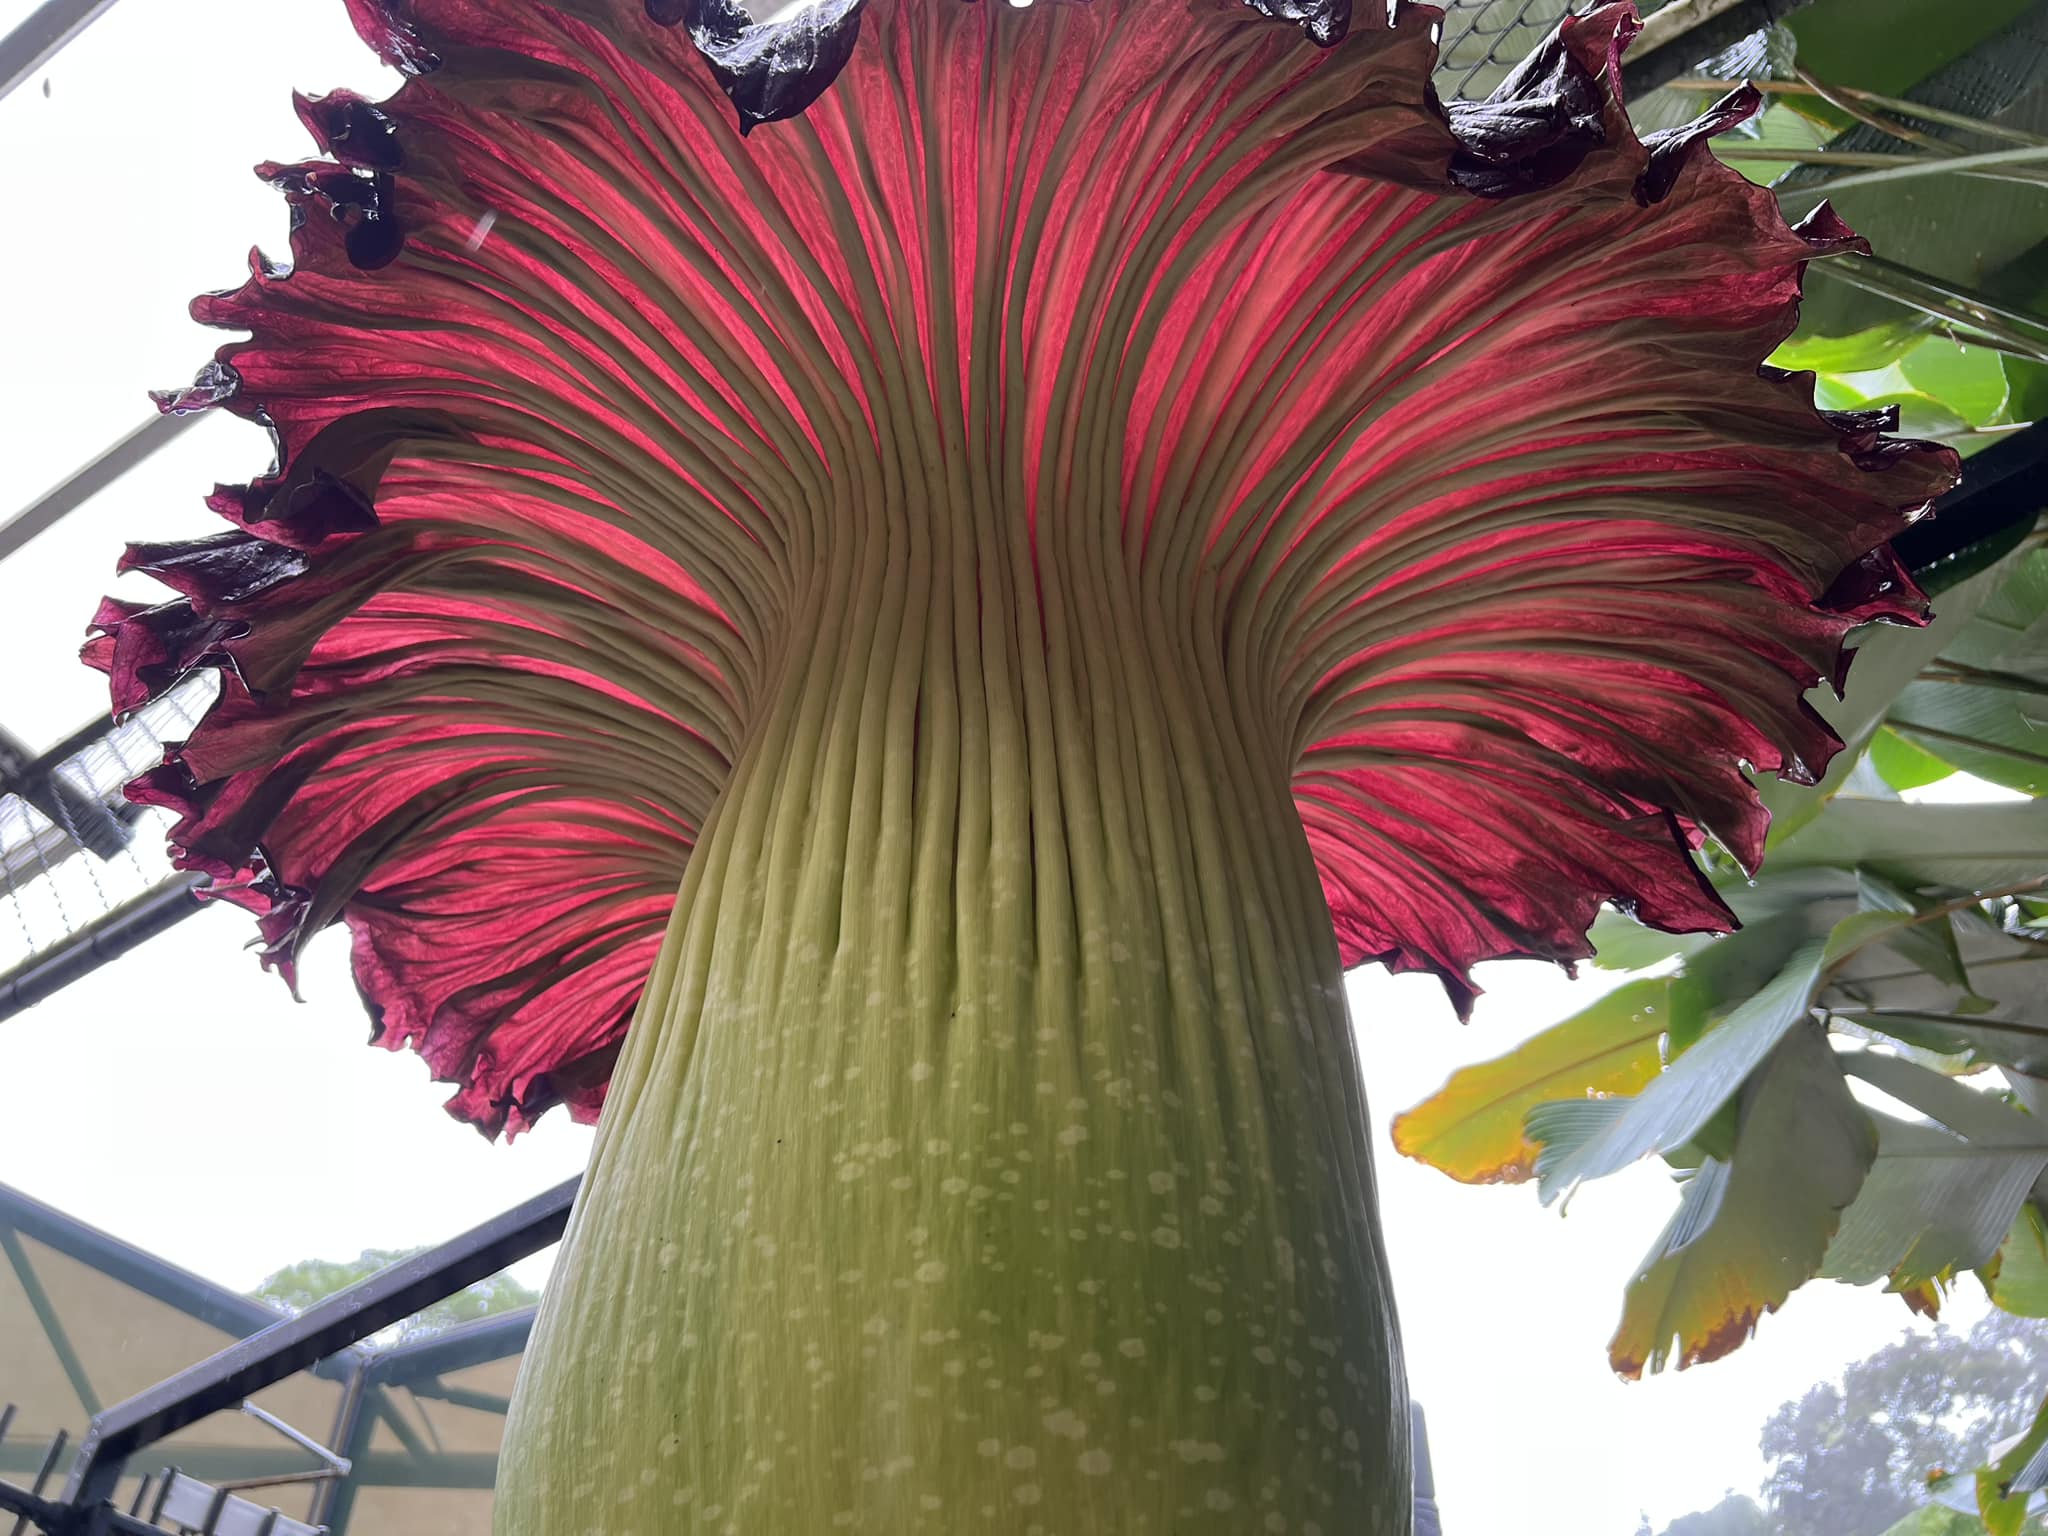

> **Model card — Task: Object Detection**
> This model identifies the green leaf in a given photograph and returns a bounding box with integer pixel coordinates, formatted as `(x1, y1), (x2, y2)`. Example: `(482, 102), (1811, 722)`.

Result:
(1987, 1204), (2048, 1318)
(1835, 1011), (2048, 1077)
(1825, 907), (1940, 965)
(1528, 943), (1832, 1202)
(1771, 799), (2048, 893)
(1683, 904), (1831, 1038)
(1821, 1111), (2048, 1288)
(1980, 1463), (2030, 1536)
(1684, 1096), (1743, 1166)
(1389, 977), (1683, 1184)
(1901, 338), (2014, 428)
(1927, 1468), (1995, 1520)
(1609, 1024), (1875, 1377)
(1772, 320), (1931, 375)
(1737, 762), (2048, 1076)
(1710, 99), (1833, 185)
(1857, 871), (1980, 997)
(1813, 371), (1891, 414)
(1821, 1056), (2048, 1288)
(1870, 726), (1958, 792)
(1981, 1394), (2048, 1531)
(2012, 1073), (2048, 1117)
(1887, 547), (2048, 796)
(2011, 1450), (2048, 1507)
(2010, 1403), (2048, 1499)
(1845, 1050), (2048, 1147)
(1889, 703), (2048, 798)
(1878, 1505), (2012, 1536)
(2006, 357), (2048, 424)
(1789, 0), (2040, 99)
(1586, 906), (1713, 972)
(1814, 367), (2001, 443)
(1522, 1097), (1634, 1183)
(1853, 391), (1975, 442)
(1763, 560), (2016, 844)
(1784, 0), (2048, 339)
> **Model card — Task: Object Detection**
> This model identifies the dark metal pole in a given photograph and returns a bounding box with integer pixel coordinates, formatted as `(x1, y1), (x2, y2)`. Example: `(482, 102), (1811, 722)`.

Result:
(0, 414), (195, 564)
(0, 0), (122, 104)
(0, 1229), (101, 1417)
(0, 878), (203, 1023)
(1894, 419), (2048, 590)
(61, 1178), (577, 1512)
(0, 726), (135, 865)
(305, 1373), (370, 1536)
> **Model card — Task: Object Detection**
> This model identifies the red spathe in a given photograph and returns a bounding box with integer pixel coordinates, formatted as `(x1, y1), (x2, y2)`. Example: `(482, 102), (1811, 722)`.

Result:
(91, 0), (1955, 1134)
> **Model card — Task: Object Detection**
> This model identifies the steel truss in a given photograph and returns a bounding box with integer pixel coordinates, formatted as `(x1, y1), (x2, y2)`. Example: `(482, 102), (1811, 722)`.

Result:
(0, 1180), (574, 1536)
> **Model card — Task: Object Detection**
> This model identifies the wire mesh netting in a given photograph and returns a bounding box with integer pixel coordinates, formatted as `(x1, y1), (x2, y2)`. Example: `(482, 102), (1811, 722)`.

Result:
(0, 676), (215, 980)
(1435, 0), (1692, 102)
(1435, 0), (1577, 101)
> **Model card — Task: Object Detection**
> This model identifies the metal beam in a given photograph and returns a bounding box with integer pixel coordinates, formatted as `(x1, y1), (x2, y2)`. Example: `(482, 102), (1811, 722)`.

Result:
(365, 1309), (537, 1384)
(0, 1227), (100, 1417)
(1894, 419), (2048, 588)
(0, 412), (196, 566)
(1621, 0), (1815, 97)
(332, 1448), (501, 1493)
(363, 1389), (431, 1465)
(305, 1375), (371, 1535)
(61, 1178), (578, 1509)
(2, 1441), (323, 1485)
(0, 724), (135, 867)
(0, 876), (203, 1023)
(0, 1183), (289, 1345)
(403, 1380), (511, 1417)
(0, 0), (121, 104)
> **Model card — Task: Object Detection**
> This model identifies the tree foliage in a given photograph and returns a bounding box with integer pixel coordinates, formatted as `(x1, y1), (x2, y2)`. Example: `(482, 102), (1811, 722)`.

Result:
(1762, 1311), (2048, 1536)
(1643, 1314), (2048, 1534)
(1879, 1510), (2019, 1536)
(1656, 1493), (1773, 1536)
(249, 1247), (539, 1340)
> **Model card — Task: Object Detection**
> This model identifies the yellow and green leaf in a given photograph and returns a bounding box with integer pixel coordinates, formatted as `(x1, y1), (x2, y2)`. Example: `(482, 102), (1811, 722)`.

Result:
(1978, 1391), (2048, 1536)
(1389, 976), (1686, 1184)
(1609, 1024), (1876, 1378)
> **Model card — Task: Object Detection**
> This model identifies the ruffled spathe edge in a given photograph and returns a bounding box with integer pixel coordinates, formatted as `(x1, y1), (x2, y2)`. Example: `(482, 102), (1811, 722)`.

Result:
(91, 0), (1958, 1131)
(344, 0), (1368, 130)
(1295, 1), (1954, 1017)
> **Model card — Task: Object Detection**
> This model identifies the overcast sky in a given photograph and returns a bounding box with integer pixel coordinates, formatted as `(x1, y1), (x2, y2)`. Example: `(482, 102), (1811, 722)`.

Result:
(0, 5), (1996, 1533)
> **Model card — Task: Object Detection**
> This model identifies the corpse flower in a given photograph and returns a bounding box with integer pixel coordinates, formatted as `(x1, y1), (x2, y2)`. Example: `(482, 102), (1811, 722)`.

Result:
(91, 0), (1956, 1528)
